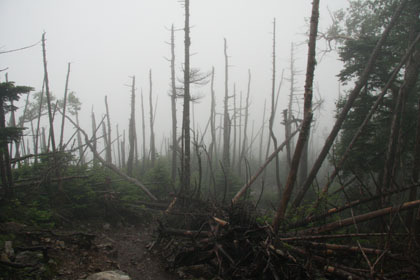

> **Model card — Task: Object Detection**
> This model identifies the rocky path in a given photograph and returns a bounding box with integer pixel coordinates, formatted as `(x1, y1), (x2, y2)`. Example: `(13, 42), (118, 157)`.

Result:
(0, 222), (177, 280)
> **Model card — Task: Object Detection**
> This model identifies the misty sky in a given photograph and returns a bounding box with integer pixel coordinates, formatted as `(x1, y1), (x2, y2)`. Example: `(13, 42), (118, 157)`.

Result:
(1, 0), (349, 155)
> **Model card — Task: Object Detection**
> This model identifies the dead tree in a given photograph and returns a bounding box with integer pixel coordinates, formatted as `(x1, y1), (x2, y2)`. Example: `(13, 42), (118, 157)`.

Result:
(34, 79), (45, 163)
(140, 90), (147, 171)
(239, 70), (251, 175)
(181, 0), (192, 193)
(231, 85), (237, 169)
(116, 124), (121, 169)
(222, 38), (231, 174)
(75, 110), (84, 165)
(149, 70), (156, 167)
(285, 43), (296, 170)
(104, 95), (112, 164)
(258, 100), (267, 167)
(170, 24), (178, 183)
(59, 63), (71, 150)
(91, 107), (98, 167)
(127, 76), (136, 176)
(209, 67), (217, 164)
(292, 0), (409, 209)
(121, 129), (126, 169)
(273, 0), (320, 232)
(41, 33), (56, 154)
(268, 18), (282, 194)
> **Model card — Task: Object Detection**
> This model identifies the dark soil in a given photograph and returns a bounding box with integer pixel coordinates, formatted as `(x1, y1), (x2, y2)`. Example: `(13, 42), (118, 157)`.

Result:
(0, 221), (177, 280)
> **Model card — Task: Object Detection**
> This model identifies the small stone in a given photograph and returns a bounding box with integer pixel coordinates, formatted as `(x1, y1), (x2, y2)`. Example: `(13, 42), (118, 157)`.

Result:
(57, 240), (65, 249)
(4, 241), (14, 259)
(85, 270), (130, 280)
(1, 252), (10, 263)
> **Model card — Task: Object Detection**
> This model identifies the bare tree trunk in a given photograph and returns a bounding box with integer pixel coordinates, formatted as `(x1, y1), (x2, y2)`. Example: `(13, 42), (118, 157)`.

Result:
(149, 70), (156, 167)
(268, 18), (282, 195)
(239, 70), (251, 174)
(34, 78), (45, 164)
(182, 0), (191, 193)
(170, 24), (178, 183)
(285, 43), (296, 170)
(238, 91), (242, 170)
(121, 130), (126, 169)
(15, 92), (30, 164)
(232, 85), (237, 169)
(41, 127), (47, 153)
(140, 91), (147, 171)
(75, 111), (85, 165)
(258, 100), (266, 167)
(273, 0), (320, 232)
(91, 108), (98, 167)
(209, 67), (217, 164)
(0, 99), (12, 194)
(407, 98), (420, 230)
(127, 76), (136, 176)
(59, 62), (71, 150)
(116, 124), (121, 169)
(41, 33), (56, 154)
(222, 38), (231, 173)
(104, 95), (112, 164)
(292, 0), (408, 209)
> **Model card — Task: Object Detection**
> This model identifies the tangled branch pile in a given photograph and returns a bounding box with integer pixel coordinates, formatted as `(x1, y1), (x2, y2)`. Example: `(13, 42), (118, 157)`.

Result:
(150, 198), (420, 280)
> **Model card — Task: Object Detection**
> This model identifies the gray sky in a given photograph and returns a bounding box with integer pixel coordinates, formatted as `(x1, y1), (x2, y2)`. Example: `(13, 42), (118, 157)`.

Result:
(1, 0), (348, 155)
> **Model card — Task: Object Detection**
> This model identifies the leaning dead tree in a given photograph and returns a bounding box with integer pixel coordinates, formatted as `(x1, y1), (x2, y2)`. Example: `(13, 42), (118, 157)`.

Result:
(292, 0), (409, 209)
(273, 0), (320, 232)
(59, 62), (71, 150)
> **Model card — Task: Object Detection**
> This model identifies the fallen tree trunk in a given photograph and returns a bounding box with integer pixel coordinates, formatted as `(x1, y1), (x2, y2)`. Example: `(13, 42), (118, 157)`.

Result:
(299, 200), (420, 235)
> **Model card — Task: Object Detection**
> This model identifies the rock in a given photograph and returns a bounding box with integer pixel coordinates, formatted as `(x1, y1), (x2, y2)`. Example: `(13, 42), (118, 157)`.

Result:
(0, 252), (10, 263)
(4, 241), (14, 259)
(82, 270), (131, 280)
(15, 251), (43, 266)
(56, 240), (65, 249)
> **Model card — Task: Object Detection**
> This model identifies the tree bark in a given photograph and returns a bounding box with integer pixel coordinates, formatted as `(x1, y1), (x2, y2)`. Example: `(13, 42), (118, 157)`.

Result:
(170, 24), (178, 183)
(239, 70), (251, 174)
(181, 0), (191, 193)
(222, 38), (231, 174)
(272, 0), (320, 232)
(59, 62), (71, 150)
(104, 95), (112, 164)
(127, 76), (136, 176)
(149, 70), (156, 167)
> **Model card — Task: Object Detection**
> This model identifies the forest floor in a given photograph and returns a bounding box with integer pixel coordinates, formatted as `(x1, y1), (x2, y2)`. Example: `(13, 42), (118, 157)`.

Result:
(0, 219), (178, 280)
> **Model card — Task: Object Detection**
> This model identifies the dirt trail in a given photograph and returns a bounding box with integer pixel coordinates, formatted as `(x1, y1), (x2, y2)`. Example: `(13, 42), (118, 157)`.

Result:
(96, 224), (176, 280)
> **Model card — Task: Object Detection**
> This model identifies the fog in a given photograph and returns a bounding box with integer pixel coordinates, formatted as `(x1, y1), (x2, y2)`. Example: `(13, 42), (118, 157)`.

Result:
(1, 0), (348, 158)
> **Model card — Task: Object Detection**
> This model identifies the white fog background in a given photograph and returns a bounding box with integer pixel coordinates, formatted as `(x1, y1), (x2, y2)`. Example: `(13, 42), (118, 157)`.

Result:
(1, 0), (349, 159)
